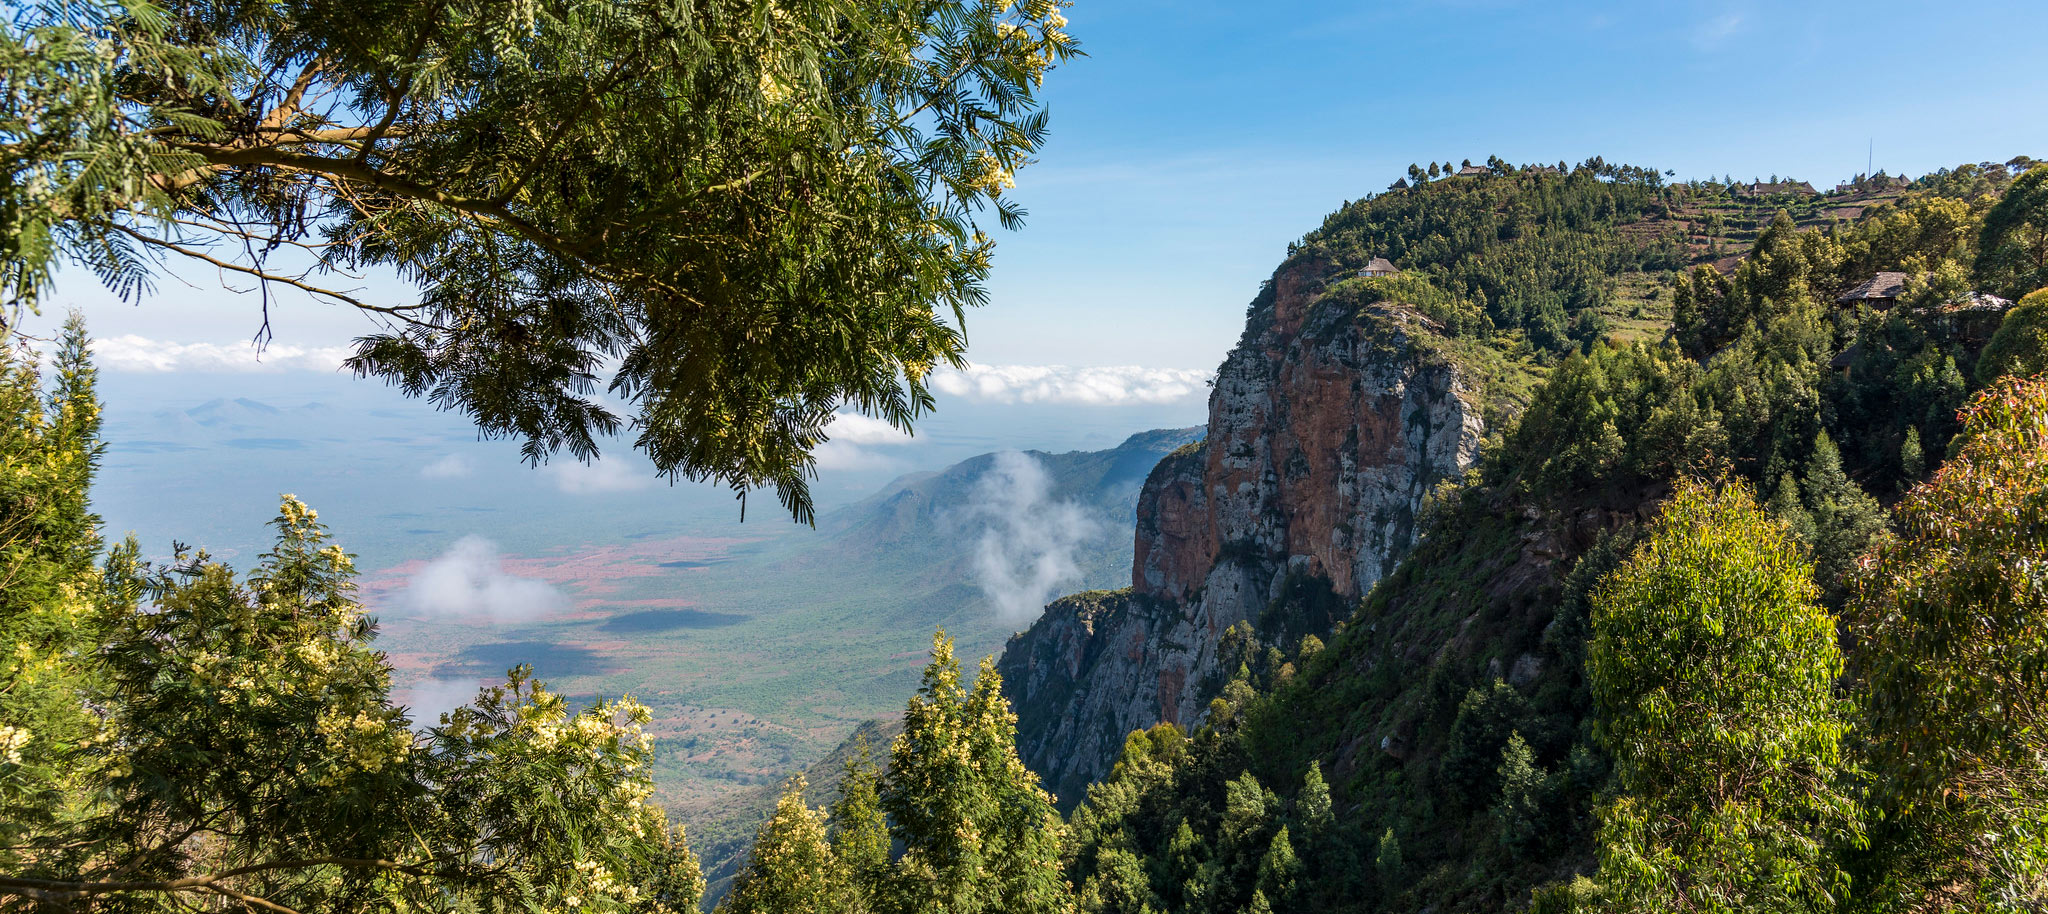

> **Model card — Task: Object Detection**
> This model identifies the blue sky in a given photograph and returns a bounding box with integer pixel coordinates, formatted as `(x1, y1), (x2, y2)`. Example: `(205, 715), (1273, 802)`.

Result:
(31, 0), (2048, 392)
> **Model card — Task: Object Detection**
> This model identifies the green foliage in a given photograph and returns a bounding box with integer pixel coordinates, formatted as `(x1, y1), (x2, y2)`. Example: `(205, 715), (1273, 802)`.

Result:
(1296, 763), (1333, 837)
(0, 329), (703, 911)
(1898, 425), (1926, 483)
(1374, 828), (1404, 887)
(8, 499), (703, 912)
(1297, 162), (1685, 353)
(1498, 341), (1722, 502)
(1795, 431), (1888, 594)
(1254, 826), (1301, 904)
(0, 316), (110, 859)
(1, 0), (1080, 522)
(1851, 375), (2048, 910)
(1588, 480), (1857, 913)
(1492, 733), (1549, 859)
(1441, 680), (1535, 811)
(883, 632), (1072, 914)
(1976, 287), (2048, 384)
(828, 737), (891, 903)
(1975, 165), (2048, 298)
(720, 776), (855, 914)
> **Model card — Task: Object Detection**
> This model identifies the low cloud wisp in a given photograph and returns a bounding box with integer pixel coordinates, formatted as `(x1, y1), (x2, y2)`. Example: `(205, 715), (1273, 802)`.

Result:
(402, 536), (567, 622)
(421, 454), (471, 479)
(963, 451), (1100, 622)
(92, 335), (352, 373)
(398, 677), (485, 729)
(543, 457), (652, 495)
(932, 364), (1211, 406)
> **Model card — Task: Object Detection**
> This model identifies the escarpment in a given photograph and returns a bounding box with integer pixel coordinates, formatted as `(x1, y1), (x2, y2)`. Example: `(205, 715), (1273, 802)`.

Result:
(999, 255), (1487, 805)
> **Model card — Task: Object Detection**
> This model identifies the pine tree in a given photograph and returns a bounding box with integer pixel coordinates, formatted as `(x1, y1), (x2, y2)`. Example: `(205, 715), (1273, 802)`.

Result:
(1255, 826), (1301, 904)
(1588, 480), (1856, 913)
(1374, 828), (1404, 887)
(1800, 431), (1887, 591)
(722, 776), (856, 914)
(1897, 426), (1925, 483)
(1492, 732), (1548, 859)
(1297, 763), (1334, 838)
(1767, 471), (1817, 547)
(884, 631), (1072, 914)
(1220, 772), (1272, 851)
(830, 737), (891, 906)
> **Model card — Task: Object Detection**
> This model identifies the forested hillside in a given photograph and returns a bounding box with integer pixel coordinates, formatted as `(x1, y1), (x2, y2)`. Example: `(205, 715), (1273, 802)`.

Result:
(1051, 158), (2048, 913)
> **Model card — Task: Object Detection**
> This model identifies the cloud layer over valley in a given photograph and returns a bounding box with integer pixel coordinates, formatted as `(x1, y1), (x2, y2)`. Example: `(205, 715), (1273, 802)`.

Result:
(932, 364), (1211, 405)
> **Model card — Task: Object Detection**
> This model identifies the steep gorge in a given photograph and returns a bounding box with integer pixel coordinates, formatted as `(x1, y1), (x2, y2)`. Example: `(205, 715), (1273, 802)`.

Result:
(999, 254), (1489, 804)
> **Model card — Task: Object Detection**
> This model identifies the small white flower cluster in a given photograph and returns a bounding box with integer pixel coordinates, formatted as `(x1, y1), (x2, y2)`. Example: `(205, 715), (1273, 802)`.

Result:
(0, 724), (30, 765)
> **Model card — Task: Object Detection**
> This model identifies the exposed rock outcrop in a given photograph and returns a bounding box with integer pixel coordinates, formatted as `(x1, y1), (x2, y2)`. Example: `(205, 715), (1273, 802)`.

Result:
(999, 256), (1487, 804)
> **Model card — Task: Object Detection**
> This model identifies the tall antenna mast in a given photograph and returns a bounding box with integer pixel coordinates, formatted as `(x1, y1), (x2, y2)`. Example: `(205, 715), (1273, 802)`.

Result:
(1868, 138), (1873, 177)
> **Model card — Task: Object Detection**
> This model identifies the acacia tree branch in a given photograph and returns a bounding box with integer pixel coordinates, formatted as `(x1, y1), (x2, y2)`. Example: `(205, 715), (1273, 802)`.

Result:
(0, 856), (457, 910)
(108, 223), (441, 327)
(259, 58), (328, 134)
(168, 143), (706, 308)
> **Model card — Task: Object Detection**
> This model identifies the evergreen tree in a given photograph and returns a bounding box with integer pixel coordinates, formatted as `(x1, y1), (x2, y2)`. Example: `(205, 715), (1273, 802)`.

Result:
(1254, 827), (1301, 905)
(1799, 431), (1887, 592)
(1767, 471), (1817, 546)
(0, 315), (113, 861)
(830, 737), (892, 905)
(0, 332), (703, 910)
(1492, 733), (1548, 859)
(884, 632), (1072, 914)
(721, 776), (856, 914)
(1852, 375), (2048, 909)
(1587, 480), (1857, 913)
(1374, 828), (1404, 887)
(1296, 763), (1334, 838)
(1897, 426), (1925, 483)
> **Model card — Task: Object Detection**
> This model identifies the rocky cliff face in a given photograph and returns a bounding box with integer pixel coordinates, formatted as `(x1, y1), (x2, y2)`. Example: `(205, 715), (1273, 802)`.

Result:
(999, 256), (1487, 804)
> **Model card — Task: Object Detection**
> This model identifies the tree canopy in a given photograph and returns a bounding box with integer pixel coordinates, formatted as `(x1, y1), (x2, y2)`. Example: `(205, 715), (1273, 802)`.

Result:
(1586, 479), (1857, 913)
(1852, 373), (2048, 910)
(0, 0), (1078, 522)
(0, 328), (703, 912)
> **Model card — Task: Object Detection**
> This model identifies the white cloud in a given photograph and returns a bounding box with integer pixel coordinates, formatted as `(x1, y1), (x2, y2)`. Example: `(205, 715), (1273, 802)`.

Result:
(402, 536), (568, 622)
(931, 364), (1211, 406)
(91, 335), (352, 373)
(962, 451), (1100, 621)
(543, 457), (653, 494)
(826, 412), (913, 445)
(421, 454), (472, 479)
(399, 677), (485, 729)
(814, 411), (916, 471)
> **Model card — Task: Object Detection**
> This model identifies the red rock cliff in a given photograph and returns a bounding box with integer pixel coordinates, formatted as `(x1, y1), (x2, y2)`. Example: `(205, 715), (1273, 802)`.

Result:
(1000, 255), (1486, 804)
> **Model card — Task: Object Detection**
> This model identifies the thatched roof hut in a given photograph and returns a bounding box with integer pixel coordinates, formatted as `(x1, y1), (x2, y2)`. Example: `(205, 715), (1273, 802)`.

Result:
(1359, 257), (1400, 277)
(1837, 272), (1912, 306)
